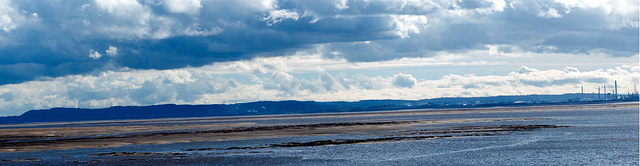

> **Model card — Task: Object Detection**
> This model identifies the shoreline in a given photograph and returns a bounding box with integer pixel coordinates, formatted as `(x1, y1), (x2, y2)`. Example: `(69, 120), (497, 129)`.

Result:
(1, 101), (637, 129)
(0, 102), (636, 153)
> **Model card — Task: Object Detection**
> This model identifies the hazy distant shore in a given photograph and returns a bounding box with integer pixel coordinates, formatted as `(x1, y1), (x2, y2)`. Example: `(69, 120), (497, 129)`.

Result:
(1, 101), (636, 129)
(4, 93), (636, 125)
(0, 102), (635, 153)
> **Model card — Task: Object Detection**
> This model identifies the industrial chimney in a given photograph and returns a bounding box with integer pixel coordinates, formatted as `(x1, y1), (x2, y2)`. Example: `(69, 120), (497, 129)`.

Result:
(614, 81), (618, 99)
(604, 84), (607, 100)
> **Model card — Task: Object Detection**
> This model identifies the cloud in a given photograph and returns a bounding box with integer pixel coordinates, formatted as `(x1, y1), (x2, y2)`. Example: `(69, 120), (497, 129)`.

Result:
(392, 73), (417, 88)
(0, 63), (636, 116)
(262, 71), (318, 96)
(392, 15), (428, 38)
(518, 66), (537, 74)
(164, 0), (202, 15)
(93, 0), (173, 39)
(441, 65), (639, 91)
(0, 0), (635, 116)
(106, 46), (118, 57)
(335, 0), (349, 10)
(0, 0), (23, 32)
(538, 7), (562, 18)
(0, 68), (245, 115)
(0, 0), (635, 85)
(190, 50), (495, 75)
(262, 9), (300, 26)
(319, 72), (344, 91)
(88, 49), (102, 59)
(183, 23), (223, 36)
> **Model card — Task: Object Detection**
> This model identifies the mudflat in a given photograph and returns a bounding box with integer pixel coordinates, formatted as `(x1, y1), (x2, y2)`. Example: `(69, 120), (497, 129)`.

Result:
(0, 103), (636, 153)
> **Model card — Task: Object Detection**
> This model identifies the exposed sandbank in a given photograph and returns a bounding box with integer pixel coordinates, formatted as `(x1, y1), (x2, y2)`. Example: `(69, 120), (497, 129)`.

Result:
(0, 103), (635, 153)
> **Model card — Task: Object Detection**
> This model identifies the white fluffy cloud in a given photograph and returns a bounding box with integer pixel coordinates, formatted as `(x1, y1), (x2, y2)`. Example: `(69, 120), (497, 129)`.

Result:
(93, 0), (162, 39)
(391, 15), (428, 38)
(0, 0), (22, 32)
(392, 73), (417, 88)
(538, 8), (562, 18)
(0, 0), (38, 34)
(262, 9), (300, 26)
(550, 0), (638, 29)
(91, 0), (216, 39)
(106, 46), (118, 57)
(335, 0), (349, 10)
(88, 49), (102, 59)
(164, 0), (202, 15)
(434, 65), (639, 98)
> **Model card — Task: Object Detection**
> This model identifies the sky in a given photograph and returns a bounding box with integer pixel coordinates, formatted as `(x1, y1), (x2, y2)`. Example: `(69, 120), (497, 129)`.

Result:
(0, 0), (638, 116)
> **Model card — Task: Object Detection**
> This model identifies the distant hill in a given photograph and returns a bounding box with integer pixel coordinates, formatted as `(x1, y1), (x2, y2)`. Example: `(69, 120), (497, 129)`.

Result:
(0, 93), (636, 124)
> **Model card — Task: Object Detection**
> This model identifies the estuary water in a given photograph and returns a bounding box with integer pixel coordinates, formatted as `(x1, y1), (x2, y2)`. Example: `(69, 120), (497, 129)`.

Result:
(0, 105), (638, 165)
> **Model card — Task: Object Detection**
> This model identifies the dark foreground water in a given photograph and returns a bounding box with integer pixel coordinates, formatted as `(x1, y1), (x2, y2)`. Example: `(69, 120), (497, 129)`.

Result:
(1, 106), (638, 165)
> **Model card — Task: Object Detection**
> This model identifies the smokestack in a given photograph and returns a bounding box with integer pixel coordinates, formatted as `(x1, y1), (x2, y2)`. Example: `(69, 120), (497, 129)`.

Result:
(598, 87), (601, 99)
(604, 84), (607, 100)
(615, 81), (618, 99)
(581, 86), (583, 95)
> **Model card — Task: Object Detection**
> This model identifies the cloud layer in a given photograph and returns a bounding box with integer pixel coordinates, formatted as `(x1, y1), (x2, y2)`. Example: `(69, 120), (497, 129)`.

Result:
(0, 53), (636, 116)
(0, 0), (637, 116)
(0, 0), (636, 84)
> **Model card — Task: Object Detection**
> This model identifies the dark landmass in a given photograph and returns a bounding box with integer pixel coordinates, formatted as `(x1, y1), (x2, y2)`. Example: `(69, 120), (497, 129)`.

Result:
(92, 124), (569, 156)
(1, 93), (637, 124)
(92, 151), (273, 156)
(91, 152), (187, 156)
(211, 125), (569, 150)
(389, 124), (568, 136)
(0, 158), (42, 162)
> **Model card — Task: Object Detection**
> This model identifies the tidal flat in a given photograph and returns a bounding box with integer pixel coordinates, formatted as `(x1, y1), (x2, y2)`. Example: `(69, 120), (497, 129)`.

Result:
(0, 103), (637, 165)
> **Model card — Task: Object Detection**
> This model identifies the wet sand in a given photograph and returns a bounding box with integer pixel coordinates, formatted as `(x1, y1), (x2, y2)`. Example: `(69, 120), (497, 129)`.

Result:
(0, 102), (636, 153)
